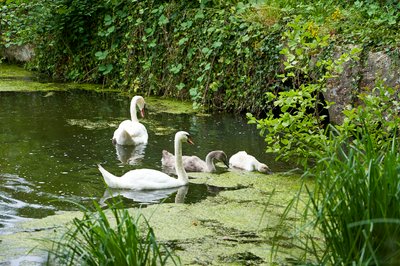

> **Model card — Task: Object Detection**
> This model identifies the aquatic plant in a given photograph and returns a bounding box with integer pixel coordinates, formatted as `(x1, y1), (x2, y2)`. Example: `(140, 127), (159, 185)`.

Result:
(268, 123), (400, 264)
(49, 201), (180, 266)
(317, 127), (400, 264)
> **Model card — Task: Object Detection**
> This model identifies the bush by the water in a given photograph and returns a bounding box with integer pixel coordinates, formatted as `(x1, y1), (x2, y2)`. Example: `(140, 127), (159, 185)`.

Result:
(2, 0), (400, 264)
(1, 0), (400, 113)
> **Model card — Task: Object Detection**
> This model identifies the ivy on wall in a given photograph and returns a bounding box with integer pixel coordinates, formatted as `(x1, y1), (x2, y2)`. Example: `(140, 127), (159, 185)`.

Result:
(1, 0), (281, 114)
(2, 0), (400, 114)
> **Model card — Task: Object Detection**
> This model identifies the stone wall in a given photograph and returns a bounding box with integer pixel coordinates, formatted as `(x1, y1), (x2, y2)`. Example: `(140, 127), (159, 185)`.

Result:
(325, 48), (400, 124)
(0, 44), (34, 63)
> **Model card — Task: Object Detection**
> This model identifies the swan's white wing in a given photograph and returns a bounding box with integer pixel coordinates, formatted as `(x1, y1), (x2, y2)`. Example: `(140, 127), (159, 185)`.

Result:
(229, 151), (250, 170)
(113, 120), (135, 145)
(124, 121), (148, 144)
(120, 169), (181, 190)
(113, 120), (148, 145)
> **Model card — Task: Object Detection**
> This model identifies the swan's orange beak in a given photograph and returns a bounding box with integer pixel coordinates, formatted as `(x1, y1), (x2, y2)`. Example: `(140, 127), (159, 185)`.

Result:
(140, 108), (145, 118)
(187, 137), (194, 145)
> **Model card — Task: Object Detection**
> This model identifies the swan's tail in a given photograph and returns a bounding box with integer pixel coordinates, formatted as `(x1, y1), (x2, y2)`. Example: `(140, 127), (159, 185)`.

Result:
(98, 164), (118, 187)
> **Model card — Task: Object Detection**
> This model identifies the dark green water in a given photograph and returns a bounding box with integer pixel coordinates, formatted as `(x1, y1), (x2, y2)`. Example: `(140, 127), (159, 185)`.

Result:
(0, 90), (288, 233)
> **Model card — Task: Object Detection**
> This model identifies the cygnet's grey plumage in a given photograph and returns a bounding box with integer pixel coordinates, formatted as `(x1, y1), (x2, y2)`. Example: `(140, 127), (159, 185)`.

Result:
(161, 150), (229, 172)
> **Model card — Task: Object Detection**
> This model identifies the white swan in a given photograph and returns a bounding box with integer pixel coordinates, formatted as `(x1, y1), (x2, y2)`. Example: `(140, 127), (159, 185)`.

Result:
(161, 150), (229, 172)
(98, 131), (194, 190)
(229, 151), (272, 174)
(112, 95), (148, 145)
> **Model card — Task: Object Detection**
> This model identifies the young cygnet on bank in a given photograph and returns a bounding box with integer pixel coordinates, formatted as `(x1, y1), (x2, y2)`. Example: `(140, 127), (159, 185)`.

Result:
(229, 151), (272, 174)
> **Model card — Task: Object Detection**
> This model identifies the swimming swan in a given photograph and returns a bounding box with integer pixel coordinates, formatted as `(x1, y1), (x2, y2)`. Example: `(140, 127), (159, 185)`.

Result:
(229, 151), (272, 174)
(112, 95), (148, 145)
(161, 150), (229, 172)
(99, 131), (194, 190)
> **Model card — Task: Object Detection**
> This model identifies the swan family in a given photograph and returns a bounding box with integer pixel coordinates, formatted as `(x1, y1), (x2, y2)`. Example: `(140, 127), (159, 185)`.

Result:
(99, 95), (272, 191)
(99, 131), (193, 190)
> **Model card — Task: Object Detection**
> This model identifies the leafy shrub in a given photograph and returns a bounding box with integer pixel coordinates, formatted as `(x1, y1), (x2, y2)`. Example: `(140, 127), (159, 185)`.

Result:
(250, 11), (400, 265)
(0, 0), (35, 48)
(247, 16), (361, 165)
(16, 0), (281, 114)
(2, 0), (400, 113)
(266, 77), (400, 265)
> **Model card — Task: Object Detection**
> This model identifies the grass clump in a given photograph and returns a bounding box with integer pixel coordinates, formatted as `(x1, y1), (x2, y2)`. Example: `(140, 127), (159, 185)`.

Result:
(267, 109), (400, 264)
(49, 201), (179, 266)
(308, 127), (400, 264)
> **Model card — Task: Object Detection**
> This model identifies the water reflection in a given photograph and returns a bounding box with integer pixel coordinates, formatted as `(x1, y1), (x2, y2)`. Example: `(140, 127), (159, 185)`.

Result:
(100, 185), (188, 206)
(115, 143), (146, 165)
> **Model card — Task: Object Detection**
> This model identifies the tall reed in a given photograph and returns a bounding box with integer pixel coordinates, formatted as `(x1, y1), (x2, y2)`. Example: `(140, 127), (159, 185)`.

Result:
(271, 125), (400, 264)
(310, 126), (400, 264)
(49, 201), (180, 266)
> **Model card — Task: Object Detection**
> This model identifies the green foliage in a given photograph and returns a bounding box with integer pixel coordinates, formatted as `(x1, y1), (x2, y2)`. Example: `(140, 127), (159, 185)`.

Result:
(0, 1), (33, 48)
(337, 83), (400, 148)
(249, 12), (400, 264)
(8, 0), (280, 113)
(2, 0), (400, 112)
(50, 201), (179, 265)
(267, 84), (400, 264)
(248, 16), (361, 164)
(271, 0), (400, 47)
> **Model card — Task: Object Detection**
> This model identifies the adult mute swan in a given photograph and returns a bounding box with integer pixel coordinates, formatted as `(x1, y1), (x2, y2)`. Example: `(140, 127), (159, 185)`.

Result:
(161, 150), (229, 172)
(112, 95), (148, 145)
(229, 151), (272, 174)
(98, 131), (194, 190)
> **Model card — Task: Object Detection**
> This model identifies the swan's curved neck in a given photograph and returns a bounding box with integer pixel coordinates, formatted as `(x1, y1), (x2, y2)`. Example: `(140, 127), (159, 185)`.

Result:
(205, 153), (216, 172)
(130, 99), (139, 122)
(174, 138), (189, 184)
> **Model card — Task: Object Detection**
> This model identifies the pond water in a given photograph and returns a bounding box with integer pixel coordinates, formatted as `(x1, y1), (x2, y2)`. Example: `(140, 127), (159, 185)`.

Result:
(0, 90), (289, 234)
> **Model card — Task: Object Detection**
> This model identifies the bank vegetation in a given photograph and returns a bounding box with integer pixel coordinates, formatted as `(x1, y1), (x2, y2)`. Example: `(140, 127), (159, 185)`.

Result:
(2, 0), (400, 264)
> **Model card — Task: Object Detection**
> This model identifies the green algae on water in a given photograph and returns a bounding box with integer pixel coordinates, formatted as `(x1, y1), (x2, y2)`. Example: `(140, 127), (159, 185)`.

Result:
(145, 96), (196, 114)
(0, 64), (117, 92)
